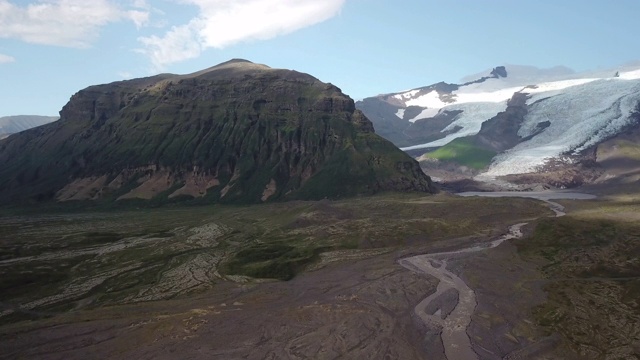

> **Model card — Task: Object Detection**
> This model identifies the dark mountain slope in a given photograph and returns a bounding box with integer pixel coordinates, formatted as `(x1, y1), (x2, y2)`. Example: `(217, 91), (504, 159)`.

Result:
(0, 59), (434, 204)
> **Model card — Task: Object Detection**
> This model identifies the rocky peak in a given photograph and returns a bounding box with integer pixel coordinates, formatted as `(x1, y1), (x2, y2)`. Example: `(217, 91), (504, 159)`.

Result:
(490, 66), (508, 78)
(189, 58), (272, 77)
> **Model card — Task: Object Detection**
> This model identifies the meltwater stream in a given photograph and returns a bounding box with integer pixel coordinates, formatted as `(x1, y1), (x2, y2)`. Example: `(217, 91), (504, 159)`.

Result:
(399, 191), (595, 360)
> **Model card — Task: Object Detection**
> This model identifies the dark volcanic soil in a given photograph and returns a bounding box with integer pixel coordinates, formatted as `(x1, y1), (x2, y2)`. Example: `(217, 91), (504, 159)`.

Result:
(460, 239), (559, 360)
(2, 193), (611, 360)
(0, 251), (439, 360)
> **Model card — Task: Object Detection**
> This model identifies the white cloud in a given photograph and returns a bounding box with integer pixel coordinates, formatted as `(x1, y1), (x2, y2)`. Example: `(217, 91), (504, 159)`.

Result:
(0, 53), (15, 63)
(0, 0), (150, 48)
(127, 0), (150, 28)
(127, 9), (149, 28)
(137, 0), (346, 70)
(137, 22), (203, 69)
(131, 0), (148, 8)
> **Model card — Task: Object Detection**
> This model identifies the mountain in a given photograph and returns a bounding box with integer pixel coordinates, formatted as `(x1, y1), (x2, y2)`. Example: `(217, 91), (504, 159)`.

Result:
(0, 115), (58, 139)
(357, 64), (640, 189)
(0, 59), (434, 204)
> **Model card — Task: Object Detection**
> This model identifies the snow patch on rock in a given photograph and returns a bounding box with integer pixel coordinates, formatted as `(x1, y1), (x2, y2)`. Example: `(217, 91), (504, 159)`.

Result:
(408, 108), (440, 123)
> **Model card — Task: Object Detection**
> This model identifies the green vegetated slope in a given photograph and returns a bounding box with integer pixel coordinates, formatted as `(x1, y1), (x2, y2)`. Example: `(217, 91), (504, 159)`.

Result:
(517, 206), (640, 359)
(0, 59), (433, 205)
(422, 136), (496, 169)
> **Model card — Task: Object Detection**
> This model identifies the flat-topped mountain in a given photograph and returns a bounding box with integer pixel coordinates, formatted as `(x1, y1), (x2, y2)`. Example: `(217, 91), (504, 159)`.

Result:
(0, 59), (434, 204)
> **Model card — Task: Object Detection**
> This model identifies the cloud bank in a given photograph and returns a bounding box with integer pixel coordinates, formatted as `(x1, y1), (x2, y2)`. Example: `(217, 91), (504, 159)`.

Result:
(0, 53), (15, 63)
(0, 0), (149, 48)
(138, 0), (346, 70)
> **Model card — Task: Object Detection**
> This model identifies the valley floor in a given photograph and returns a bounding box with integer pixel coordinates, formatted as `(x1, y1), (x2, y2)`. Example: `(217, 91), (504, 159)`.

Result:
(0, 190), (639, 359)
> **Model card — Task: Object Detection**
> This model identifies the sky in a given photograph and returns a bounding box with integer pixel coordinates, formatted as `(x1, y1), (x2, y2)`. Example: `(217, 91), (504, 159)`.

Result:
(1, 0), (639, 117)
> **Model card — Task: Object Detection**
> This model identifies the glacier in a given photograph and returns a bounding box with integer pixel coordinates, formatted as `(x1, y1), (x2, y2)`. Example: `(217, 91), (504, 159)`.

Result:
(480, 76), (640, 178)
(393, 65), (640, 180)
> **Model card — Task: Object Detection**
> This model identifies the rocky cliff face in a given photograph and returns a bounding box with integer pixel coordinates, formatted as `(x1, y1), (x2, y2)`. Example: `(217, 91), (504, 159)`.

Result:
(0, 59), (434, 204)
(474, 92), (530, 152)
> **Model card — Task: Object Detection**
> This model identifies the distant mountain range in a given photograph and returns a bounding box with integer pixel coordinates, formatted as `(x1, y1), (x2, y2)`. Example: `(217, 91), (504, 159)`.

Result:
(0, 115), (58, 139)
(0, 59), (434, 204)
(357, 63), (640, 189)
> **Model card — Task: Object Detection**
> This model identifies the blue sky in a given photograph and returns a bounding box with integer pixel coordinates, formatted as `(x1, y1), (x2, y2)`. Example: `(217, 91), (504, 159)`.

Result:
(1, 0), (639, 117)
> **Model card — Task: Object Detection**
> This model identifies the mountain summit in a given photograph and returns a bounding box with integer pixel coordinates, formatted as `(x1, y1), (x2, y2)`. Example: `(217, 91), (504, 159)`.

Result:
(0, 60), (434, 204)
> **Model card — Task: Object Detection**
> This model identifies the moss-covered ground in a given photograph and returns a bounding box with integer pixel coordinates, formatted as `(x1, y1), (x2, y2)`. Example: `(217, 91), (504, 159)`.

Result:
(516, 195), (640, 359)
(422, 137), (496, 169)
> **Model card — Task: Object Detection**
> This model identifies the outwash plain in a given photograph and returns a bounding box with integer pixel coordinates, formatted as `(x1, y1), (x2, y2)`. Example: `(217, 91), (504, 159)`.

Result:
(2, 185), (639, 359)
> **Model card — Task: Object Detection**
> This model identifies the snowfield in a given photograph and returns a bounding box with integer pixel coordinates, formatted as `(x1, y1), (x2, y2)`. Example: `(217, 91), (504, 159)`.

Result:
(403, 90), (449, 109)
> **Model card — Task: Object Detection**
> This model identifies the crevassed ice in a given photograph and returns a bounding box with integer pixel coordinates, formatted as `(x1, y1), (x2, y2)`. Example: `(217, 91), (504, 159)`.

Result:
(398, 67), (640, 154)
(480, 78), (640, 177)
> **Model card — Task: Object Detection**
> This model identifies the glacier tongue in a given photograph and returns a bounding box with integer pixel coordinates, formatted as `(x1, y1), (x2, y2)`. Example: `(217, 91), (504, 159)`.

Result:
(479, 78), (640, 178)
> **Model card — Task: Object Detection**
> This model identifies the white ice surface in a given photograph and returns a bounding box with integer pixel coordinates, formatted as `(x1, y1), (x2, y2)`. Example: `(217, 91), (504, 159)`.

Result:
(404, 90), (448, 108)
(479, 78), (640, 177)
(408, 108), (440, 122)
(620, 69), (640, 80)
(396, 65), (640, 168)
(396, 73), (570, 150)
